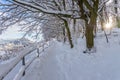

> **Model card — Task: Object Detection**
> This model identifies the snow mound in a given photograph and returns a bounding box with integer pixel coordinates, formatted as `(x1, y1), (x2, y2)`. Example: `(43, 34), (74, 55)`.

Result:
(21, 36), (120, 80)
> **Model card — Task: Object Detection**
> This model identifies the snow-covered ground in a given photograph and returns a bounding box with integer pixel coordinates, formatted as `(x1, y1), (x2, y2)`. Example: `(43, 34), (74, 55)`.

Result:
(0, 46), (37, 80)
(20, 29), (120, 80)
(0, 48), (23, 62)
(1, 28), (120, 80)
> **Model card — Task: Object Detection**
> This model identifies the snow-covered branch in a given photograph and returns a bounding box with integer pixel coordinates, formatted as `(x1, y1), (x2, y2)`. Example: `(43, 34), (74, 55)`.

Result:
(13, 0), (73, 17)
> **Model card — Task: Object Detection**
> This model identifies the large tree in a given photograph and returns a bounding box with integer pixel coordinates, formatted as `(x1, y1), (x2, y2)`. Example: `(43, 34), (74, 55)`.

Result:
(0, 0), (109, 52)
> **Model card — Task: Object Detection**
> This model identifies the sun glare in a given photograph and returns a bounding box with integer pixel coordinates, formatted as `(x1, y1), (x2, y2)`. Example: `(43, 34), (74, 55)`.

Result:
(104, 16), (113, 29)
(105, 22), (112, 29)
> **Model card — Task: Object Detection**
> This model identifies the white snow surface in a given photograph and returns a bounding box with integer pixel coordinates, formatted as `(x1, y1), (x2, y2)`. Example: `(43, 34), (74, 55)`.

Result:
(21, 32), (120, 80)
(0, 29), (120, 80)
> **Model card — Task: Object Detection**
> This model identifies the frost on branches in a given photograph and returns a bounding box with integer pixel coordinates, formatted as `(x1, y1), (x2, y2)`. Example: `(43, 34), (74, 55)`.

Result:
(0, 0), (114, 52)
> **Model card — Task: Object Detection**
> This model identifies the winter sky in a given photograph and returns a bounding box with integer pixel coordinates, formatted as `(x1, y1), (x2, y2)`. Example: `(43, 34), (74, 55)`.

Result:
(0, 25), (24, 40)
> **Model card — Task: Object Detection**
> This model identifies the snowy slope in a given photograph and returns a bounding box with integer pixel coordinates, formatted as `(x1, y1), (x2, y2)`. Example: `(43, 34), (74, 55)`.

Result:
(21, 29), (120, 80)
(0, 28), (120, 80)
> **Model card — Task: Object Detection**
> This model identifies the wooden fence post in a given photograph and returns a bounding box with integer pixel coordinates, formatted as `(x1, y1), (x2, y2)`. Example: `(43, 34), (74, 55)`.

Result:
(37, 48), (39, 57)
(22, 57), (25, 76)
(42, 45), (44, 52)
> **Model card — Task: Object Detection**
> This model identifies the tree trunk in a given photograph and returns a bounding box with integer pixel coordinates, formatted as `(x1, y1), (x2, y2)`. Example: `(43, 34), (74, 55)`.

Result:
(94, 21), (97, 37)
(84, 11), (97, 51)
(64, 20), (74, 48)
(85, 22), (94, 50)
(62, 27), (66, 42)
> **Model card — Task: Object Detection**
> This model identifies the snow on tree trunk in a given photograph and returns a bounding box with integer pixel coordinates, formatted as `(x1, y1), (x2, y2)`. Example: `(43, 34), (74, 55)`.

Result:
(85, 23), (94, 49)
(85, 12), (97, 51)
(64, 20), (74, 48)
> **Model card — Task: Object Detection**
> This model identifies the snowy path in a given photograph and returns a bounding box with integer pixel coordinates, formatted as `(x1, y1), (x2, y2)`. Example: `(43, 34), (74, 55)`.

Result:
(21, 43), (65, 80)
(21, 40), (120, 80)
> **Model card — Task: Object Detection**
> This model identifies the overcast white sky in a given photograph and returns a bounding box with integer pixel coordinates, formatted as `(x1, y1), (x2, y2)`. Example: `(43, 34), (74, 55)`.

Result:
(0, 25), (43, 42)
(0, 25), (24, 40)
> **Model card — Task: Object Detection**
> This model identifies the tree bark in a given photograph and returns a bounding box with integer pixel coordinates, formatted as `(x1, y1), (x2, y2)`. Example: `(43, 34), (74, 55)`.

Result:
(64, 20), (74, 48)
(85, 22), (94, 50)
(85, 12), (97, 50)
(63, 27), (66, 42)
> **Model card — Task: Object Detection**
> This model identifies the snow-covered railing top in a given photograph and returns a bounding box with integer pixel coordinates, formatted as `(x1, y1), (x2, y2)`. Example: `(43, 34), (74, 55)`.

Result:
(0, 43), (37, 80)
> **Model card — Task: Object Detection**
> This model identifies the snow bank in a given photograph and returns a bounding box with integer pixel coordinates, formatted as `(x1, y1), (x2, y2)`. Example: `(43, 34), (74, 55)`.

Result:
(0, 44), (37, 80)
(1, 28), (120, 80)
(21, 29), (120, 80)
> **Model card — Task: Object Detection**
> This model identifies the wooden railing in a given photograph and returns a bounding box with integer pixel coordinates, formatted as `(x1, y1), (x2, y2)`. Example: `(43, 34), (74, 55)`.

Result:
(0, 43), (48, 80)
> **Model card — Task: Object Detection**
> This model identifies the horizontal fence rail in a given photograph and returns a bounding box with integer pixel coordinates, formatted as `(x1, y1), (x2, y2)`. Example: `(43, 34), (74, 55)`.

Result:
(0, 42), (50, 80)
